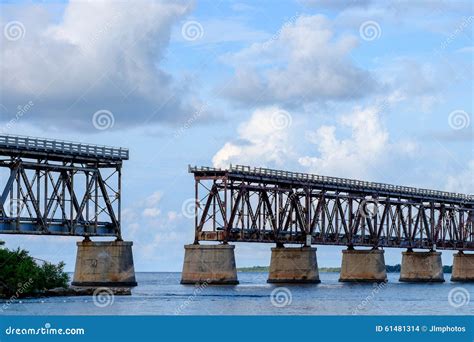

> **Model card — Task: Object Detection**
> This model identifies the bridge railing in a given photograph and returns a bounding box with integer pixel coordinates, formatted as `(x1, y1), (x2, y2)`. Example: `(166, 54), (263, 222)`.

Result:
(189, 164), (473, 202)
(0, 134), (129, 160)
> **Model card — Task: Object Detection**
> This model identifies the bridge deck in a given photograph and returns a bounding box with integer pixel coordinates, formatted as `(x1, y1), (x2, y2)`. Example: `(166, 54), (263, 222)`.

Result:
(190, 165), (472, 205)
(0, 134), (128, 163)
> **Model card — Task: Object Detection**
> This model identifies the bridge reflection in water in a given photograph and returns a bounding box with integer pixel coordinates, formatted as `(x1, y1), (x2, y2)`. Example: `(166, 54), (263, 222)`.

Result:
(181, 164), (474, 285)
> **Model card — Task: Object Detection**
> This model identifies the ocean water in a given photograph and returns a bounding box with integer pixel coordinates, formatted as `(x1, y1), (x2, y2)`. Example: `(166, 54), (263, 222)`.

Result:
(1, 272), (472, 315)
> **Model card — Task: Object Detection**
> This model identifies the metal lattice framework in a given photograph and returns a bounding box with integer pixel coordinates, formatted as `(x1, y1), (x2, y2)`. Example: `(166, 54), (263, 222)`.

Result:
(0, 135), (128, 237)
(190, 165), (474, 251)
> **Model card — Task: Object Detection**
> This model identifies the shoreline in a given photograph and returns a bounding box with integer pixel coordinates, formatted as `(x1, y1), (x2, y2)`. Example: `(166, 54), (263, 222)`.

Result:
(0, 286), (131, 301)
(237, 265), (454, 273)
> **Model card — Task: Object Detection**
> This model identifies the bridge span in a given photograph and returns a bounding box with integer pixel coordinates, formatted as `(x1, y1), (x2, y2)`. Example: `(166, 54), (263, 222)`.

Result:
(182, 165), (474, 284)
(0, 134), (136, 287)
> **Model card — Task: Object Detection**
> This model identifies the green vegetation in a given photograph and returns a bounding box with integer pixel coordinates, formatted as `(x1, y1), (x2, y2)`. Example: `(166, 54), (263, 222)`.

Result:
(237, 266), (341, 272)
(385, 264), (401, 273)
(319, 267), (341, 272)
(443, 265), (453, 273)
(237, 266), (269, 272)
(385, 264), (452, 273)
(238, 264), (453, 273)
(0, 247), (69, 298)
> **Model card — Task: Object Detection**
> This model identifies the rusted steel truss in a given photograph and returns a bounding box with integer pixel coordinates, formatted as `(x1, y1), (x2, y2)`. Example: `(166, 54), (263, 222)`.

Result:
(190, 165), (474, 251)
(0, 135), (126, 238)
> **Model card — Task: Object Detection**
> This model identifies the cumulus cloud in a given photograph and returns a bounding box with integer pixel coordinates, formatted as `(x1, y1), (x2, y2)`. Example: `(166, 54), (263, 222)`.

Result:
(298, 105), (389, 178)
(212, 106), (294, 168)
(0, 0), (202, 131)
(212, 103), (411, 181)
(220, 15), (376, 107)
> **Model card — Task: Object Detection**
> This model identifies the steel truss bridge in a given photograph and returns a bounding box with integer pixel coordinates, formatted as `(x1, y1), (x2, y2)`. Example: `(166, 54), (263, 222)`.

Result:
(190, 165), (474, 251)
(0, 135), (128, 238)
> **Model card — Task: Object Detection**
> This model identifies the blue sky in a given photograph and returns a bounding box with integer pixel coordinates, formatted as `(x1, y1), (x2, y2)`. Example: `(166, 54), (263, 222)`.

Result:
(0, 0), (472, 271)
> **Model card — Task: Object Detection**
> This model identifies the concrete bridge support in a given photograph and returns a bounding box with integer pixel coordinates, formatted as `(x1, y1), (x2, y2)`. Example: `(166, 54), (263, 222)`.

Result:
(181, 244), (238, 285)
(267, 247), (320, 283)
(72, 240), (137, 287)
(339, 249), (387, 282)
(399, 251), (444, 282)
(451, 252), (474, 282)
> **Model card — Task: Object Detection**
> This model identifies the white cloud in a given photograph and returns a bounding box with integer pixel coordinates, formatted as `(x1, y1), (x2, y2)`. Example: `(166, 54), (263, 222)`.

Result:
(167, 211), (179, 221)
(377, 58), (444, 113)
(0, 0), (201, 130)
(141, 191), (163, 218)
(445, 160), (474, 194)
(220, 14), (375, 107)
(212, 106), (294, 168)
(212, 103), (411, 181)
(122, 208), (138, 222)
(145, 191), (163, 207)
(298, 105), (389, 179)
(142, 208), (162, 218)
(395, 139), (419, 157)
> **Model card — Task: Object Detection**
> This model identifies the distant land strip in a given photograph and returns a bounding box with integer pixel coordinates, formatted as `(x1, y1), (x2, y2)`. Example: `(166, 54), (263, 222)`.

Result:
(237, 265), (453, 273)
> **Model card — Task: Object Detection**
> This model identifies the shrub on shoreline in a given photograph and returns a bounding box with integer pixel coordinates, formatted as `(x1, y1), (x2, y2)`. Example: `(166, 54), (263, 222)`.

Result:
(0, 247), (69, 298)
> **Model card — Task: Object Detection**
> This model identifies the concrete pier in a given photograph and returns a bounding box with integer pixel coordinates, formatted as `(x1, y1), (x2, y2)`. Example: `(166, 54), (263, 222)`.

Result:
(399, 251), (444, 282)
(181, 244), (238, 285)
(451, 252), (474, 282)
(72, 240), (137, 287)
(267, 247), (320, 283)
(339, 249), (387, 282)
